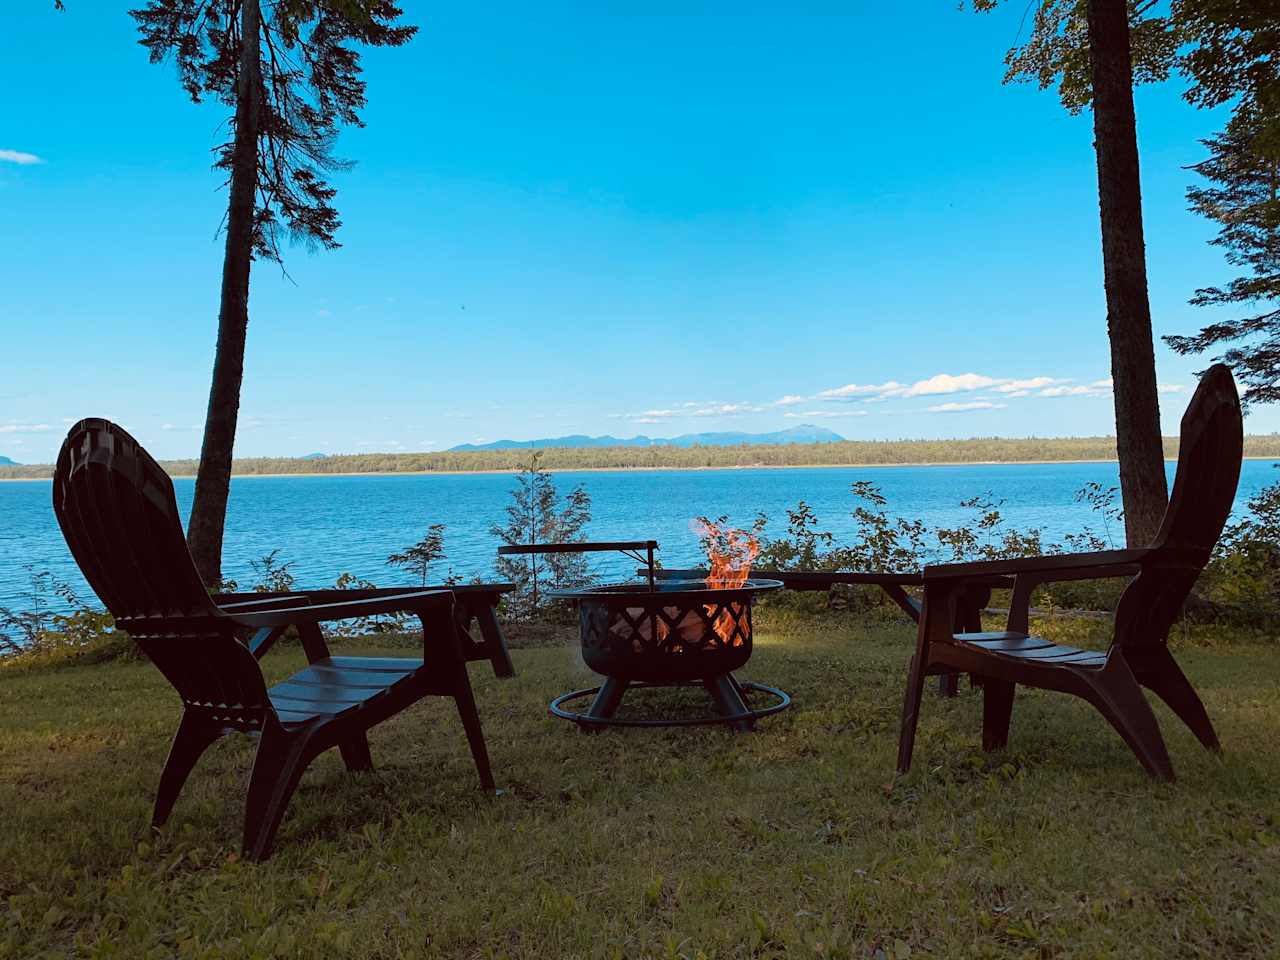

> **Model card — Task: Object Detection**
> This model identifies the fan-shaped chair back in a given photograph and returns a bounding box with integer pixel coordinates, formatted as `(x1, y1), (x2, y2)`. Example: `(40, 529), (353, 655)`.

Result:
(1114, 365), (1243, 647)
(53, 419), (268, 722)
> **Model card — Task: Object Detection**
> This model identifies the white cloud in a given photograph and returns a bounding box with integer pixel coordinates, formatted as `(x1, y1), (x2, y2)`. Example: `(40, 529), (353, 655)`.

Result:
(898, 373), (1000, 397)
(0, 423), (52, 434)
(817, 372), (1057, 403)
(0, 148), (43, 165)
(992, 377), (1063, 394)
(1158, 383), (1186, 394)
(612, 370), (1117, 426)
(925, 401), (1006, 413)
(1039, 378), (1112, 398)
(816, 381), (905, 400)
(630, 408), (677, 419)
(783, 410), (868, 419)
(624, 401), (763, 421)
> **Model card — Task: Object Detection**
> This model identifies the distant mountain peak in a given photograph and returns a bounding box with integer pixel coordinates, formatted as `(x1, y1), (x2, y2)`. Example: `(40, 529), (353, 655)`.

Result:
(0, 455), (19, 466)
(447, 425), (845, 452)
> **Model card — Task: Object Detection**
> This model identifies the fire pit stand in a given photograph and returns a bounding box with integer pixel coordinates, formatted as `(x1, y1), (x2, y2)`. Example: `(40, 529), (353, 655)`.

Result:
(548, 678), (791, 731)
(498, 541), (790, 731)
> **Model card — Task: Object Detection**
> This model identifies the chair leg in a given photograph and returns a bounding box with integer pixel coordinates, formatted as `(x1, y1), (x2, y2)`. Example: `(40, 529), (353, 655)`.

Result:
(899, 585), (956, 774)
(243, 723), (314, 861)
(152, 711), (221, 828)
(1132, 648), (1221, 752)
(937, 672), (960, 698)
(421, 603), (497, 792)
(896, 651), (929, 774)
(981, 679), (1016, 752)
(1086, 660), (1176, 781)
(338, 733), (374, 772)
(451, 666), (496, 793)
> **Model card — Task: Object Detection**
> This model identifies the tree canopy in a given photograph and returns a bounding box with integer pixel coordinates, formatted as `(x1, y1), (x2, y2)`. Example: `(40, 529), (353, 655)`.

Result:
(130, 0), (415, 262)
(973, 1), (1280, 408)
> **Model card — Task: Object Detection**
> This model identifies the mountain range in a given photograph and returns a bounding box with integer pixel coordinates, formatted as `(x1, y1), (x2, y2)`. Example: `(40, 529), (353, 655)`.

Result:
(447, 425), (845, 452)
(0, 455), (19, 466)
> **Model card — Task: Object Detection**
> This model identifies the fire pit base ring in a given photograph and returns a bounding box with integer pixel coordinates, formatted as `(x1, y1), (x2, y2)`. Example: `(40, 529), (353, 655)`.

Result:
(548, 678), (791, 731)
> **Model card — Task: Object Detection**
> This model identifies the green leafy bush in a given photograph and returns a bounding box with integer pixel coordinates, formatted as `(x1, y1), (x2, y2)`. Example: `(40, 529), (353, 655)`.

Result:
(1197, 474), (1280, 625)
(748, 477), (1280, 626)
(0, 568), (128, 670)
(491, 452), (593, 620)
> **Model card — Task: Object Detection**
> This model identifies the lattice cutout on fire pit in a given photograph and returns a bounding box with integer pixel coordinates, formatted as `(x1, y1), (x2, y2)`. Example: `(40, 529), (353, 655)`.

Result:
(586, 600), (752, 656)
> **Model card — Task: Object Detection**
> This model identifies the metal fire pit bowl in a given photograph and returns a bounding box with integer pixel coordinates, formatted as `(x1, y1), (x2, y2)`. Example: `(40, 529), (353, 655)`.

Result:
(497, 542), (791, 731)
(548, 576), (790, 731)
(551, 578), (783, 683)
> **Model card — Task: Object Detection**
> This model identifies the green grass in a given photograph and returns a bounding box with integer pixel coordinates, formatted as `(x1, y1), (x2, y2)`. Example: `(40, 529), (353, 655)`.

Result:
(1, 609), (1277, 959)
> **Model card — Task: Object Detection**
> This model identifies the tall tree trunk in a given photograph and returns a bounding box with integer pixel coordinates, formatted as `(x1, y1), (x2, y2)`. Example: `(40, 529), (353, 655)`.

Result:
(1086, 0), (1169, 546)
(187, 0), (262, 586)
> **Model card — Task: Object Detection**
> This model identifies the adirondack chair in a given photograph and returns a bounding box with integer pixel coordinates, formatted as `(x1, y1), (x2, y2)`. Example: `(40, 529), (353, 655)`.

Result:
(53, 418), (499, 860)
(896, 364), (1243, 781)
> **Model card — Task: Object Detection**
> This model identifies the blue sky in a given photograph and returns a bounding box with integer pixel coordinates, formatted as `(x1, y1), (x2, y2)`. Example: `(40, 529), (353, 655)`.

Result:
(2, 2), (1274, 462)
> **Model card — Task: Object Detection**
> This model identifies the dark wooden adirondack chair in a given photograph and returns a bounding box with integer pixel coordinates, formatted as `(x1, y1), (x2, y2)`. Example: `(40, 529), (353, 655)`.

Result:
(896, 364), (1243, 781)
(53, 418), (499, 860)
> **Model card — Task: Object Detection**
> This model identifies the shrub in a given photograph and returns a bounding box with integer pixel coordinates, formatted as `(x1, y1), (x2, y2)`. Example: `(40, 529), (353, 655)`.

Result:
(491, 452), (593, 620)
(0, 568), (128, 670)
(1196, 474), (1280, 625)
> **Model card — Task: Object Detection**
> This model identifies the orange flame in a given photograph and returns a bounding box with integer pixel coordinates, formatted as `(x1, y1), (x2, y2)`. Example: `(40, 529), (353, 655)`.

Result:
(621, 521), (759, 651)
(693, 518), (758, 644)
(694, 519), (759, 589)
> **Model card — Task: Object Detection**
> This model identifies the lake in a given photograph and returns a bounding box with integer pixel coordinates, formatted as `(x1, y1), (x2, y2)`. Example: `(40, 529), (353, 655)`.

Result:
(3, 460), (1278, 614)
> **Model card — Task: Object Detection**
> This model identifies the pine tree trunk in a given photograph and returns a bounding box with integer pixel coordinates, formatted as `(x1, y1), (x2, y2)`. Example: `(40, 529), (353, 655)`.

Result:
(187, 0), (262, 587)
(1086, 0), (1169, 546)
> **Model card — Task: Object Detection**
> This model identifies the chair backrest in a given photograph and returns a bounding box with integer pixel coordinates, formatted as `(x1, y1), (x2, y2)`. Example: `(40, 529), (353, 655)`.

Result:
(1150, 364), (1244, 553)
(53, 419), (268, 721)
(1114, 365), (1243, 647)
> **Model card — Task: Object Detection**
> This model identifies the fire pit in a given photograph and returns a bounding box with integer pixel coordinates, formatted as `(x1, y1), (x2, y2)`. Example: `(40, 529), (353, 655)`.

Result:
(499, 539), (790, 731)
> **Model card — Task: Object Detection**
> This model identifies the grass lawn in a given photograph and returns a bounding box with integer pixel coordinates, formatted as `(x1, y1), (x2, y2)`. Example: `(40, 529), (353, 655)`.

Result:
(1, 608), (1277, 959)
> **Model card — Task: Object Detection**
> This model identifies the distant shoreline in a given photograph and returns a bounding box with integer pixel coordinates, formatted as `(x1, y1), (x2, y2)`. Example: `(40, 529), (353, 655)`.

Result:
(4, 455), (1279, 482)
(5, 434), (1279, 481)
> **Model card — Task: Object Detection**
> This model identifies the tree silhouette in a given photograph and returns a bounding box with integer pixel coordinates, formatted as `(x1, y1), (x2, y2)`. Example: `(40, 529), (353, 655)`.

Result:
(131, 0), (415, 585)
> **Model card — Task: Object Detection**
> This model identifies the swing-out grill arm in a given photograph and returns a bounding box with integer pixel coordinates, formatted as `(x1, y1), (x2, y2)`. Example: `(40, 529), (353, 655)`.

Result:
(497, 541), (659, 590)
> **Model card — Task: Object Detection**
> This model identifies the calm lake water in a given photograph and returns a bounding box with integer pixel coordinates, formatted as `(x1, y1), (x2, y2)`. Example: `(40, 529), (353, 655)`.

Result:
(3, 461), (1278, 613)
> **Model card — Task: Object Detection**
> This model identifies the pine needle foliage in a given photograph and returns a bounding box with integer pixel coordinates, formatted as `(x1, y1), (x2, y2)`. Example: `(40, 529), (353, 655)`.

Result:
(491, 453), (593, 619)
(1166, 105), (1280, 407)
(387, 523), (447, 587)
(130, 0), (416, 261)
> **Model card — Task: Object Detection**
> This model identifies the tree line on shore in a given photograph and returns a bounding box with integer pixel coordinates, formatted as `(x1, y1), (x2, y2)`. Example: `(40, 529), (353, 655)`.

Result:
(4, 435), (1280, 480)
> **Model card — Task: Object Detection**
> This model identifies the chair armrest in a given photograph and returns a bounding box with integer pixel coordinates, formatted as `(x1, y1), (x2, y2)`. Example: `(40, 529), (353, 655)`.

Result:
(923, 549), (1150, 581)
(214, 593), (311, 611)
(228, 590), (453, 629)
